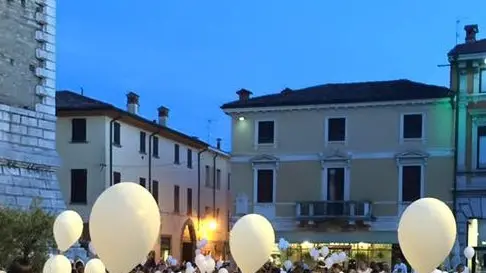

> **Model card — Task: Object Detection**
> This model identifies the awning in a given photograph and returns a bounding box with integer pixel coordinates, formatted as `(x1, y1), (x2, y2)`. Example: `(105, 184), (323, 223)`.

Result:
(275, 231), (398, 244)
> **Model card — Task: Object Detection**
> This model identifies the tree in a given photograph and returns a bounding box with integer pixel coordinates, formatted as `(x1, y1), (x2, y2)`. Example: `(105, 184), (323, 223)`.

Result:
(0, 199), (56, 272)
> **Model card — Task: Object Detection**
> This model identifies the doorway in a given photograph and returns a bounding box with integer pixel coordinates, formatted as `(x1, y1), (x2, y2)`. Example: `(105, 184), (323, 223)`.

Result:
(327, 168), (345, 215)
(180, 219), (197, 263)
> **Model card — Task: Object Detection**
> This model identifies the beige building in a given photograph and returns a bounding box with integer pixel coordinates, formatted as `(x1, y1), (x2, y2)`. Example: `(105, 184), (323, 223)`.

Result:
(222, 80), (455, 264)
(450, 24), (486, 270)
(56, 91), (231, 262)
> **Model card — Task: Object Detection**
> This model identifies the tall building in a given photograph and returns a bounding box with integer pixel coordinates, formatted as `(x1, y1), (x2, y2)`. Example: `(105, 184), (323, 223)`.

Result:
(450, 24), (486, 270)
(222, 80), (455, 265)
(0, 0), (64, 211)
(56, 91), (232, 262)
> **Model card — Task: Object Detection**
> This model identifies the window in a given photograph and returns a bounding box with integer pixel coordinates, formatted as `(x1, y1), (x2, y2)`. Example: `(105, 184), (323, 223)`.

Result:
(139, 132), (146, 153)
(174, 144), (180, 164)
(187, 188), (193, 216)
(257, 121), (275, 144)
(327, 118), (346, 142)
(256, 169), (274, 203)
(113, 171), (121, 185)
(227, 173), (231, 191)
(216, 169), (221, 190)
(70, 169), (87, 204)
(152, 136), (159, 157)
(71, 118), (87, 142)
(205, 165), (211, 187)
(481, 70), (486, 93)
(402, 114), (423, 139)
(160, 236), (171, 259)
(478, 126), (486, 168)
(113, 122), (121, 145)
(152, 180), (159, 204)
(139, 177), (146, 188)
(173, 185), (180, 213)
(187, 149), (193, 168)
(327, 168), (345, 201)
(401, 166), (422, 202)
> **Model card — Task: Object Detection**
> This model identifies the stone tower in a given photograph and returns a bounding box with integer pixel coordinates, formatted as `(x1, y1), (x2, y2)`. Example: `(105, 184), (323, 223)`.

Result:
(0, 0), (65, 212)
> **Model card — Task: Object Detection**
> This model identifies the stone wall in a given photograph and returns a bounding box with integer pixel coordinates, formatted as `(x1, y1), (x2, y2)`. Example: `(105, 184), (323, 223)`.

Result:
(0, 0), (64, 213)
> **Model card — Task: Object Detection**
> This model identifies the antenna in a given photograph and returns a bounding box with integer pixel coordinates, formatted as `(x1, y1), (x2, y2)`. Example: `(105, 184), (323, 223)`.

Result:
(206, 119), (213, 144)
(456, 19), (461, 45)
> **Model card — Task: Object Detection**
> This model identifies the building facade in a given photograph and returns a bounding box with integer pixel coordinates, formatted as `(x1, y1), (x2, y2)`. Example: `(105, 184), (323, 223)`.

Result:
(450, 24), (486, 271)
(56, 91), (231, 262)
(0, 0), (65, 211)
(222, 80), (455, 265)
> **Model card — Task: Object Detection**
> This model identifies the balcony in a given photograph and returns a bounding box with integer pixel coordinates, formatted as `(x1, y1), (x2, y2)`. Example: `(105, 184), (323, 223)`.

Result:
(296, 201), (372, 221)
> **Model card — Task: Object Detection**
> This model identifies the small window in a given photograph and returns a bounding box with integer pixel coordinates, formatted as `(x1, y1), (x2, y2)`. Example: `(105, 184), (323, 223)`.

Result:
(480, 69), (486, 93)
(139, 177), (146, 188)
(187, 188), (193, 216)
(477, 126), (486, 168)
(113, 171), (121, 185)
(227, 173), (231, 191)
(187, 149), (193, 168)
(327, 118), (346, 142)
(113, 122), (121, 145)
(205, 165), (211, 187)
(70, 169), (87, 204)
(216, 169), (221, 190)
(152, 180), (159, 204)
(139, 132), (146, 153)
(174, 144), (180, 164)
(71, 118), (87, 142)
(174, 185), (180, 213)
(152, 136), (159, 157)
(257, 121), (275, 144)
(402, 114), (423, 139)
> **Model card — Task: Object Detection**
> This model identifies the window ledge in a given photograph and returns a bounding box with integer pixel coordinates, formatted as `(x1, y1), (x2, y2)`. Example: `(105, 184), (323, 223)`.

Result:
(70, 202), (87, 205)
(326, 140), (347, 145)
(174, 161), (181, 165)
(400, 138), (426, 143)
(112, 143), (122, 148)
(139, 151), (147, 155)
(70, 140), (88, 144)
(152, 155), (159, 158)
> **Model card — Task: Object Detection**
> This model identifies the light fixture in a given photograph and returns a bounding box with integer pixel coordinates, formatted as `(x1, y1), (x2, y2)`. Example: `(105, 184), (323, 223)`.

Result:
(484, 58), (486, 64)
(238, 117), (245, 121)
(208, 219), (217, 231)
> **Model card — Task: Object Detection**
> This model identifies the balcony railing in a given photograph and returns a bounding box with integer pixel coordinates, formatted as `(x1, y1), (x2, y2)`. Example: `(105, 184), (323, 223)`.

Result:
(296, 201), (372, 220)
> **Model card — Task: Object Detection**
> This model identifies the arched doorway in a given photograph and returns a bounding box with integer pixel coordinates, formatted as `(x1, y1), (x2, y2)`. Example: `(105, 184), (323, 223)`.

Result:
(180, 218), (197, 263)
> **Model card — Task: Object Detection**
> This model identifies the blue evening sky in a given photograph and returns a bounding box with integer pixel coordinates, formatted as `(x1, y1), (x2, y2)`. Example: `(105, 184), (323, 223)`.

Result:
(57, 0), (486, 151)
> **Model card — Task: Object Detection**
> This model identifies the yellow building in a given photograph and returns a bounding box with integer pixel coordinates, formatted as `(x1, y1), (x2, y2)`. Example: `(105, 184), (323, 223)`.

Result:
(222, 80), (455, 264)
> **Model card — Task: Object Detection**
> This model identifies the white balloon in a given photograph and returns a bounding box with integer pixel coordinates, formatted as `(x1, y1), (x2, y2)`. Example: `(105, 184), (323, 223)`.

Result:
(324, 258), (333, 268)
(464, 246), (475, 260)
(338, 252), (347, 262)
(185, 267), (195, 273)
(320, 247), (329, 257)
(230, 214), (275, 273)
(88, 242), (96, 255)
(432, 269), (442, 273)
(205, 256), (216, 273)
(195, 249), (201, 256)
(195, 254), (206, 271)
(171, 259), (178, 266)
(398, 198), (456, 273)
(85, 259), (106, 273)
(53, 210), (84, 252)
(216, 261), (223, 270)
(283, 260), (292, 271)
(43, 255), (71, 273)
(89, 182), (161, 273)
(218, 269), (228, 273)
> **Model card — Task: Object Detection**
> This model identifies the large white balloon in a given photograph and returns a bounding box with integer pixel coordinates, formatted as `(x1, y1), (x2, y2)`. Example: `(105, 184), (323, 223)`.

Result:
(43, 255), (71, 273)
(218, 269), (228, 273)
(229, 214), (275, 273)
(205, 256), (215, 273)
(195, 254), (206, 271)
(85, 259), (106, 273)
(464, 246), (475, 260)
(89, 182), (160, 273)
(53, 210), (84, 252)
(398, 198), (456, 273)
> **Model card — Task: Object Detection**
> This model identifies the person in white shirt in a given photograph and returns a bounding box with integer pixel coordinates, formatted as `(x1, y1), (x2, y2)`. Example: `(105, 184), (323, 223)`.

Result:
(357, 261), (371, 273)
(392, 259), (408, 273)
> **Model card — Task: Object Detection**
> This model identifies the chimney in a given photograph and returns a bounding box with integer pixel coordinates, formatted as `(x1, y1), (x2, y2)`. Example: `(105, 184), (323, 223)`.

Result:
(157, 106), (169, 126)
(465, 24), (479, 43)
(126, 92), (139, 114)
(236, 88), (252, 101)
(216, 138), (222, 149)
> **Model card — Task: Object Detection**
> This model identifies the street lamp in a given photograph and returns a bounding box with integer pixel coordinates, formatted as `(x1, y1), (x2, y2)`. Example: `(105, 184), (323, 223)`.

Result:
(208, 219), (218, 231)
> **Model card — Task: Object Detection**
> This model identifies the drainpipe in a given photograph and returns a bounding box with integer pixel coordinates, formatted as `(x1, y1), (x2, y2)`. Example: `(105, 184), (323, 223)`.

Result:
(197, 148), (208, 233)
(109, 116), (121, 186)
(452, 56), (459, 218)
(148, 131), (159, 191)
(212, 153), (218, 219)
